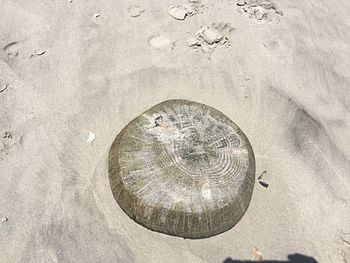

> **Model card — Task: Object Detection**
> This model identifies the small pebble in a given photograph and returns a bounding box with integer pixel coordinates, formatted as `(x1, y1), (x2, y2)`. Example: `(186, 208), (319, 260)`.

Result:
(168, 6), (187, 20)
(1, 217), (8, 223)
(128, 5), (145, 17)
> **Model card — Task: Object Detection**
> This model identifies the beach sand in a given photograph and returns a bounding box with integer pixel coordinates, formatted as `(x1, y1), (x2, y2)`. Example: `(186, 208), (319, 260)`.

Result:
(0, 0), (350, 262)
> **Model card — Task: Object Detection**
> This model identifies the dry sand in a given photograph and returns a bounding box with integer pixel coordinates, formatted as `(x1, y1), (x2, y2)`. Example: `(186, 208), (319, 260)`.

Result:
(0, 0), (350, 262)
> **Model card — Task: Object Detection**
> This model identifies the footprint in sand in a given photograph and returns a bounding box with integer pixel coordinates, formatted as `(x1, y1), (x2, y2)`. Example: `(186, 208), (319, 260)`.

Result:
(237, 0), (283, 23)
(3, 41), (23, 58)
(147, 35), (174, 51)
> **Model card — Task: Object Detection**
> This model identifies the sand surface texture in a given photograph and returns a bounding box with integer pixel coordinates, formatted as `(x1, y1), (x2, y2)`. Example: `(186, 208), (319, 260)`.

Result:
(0, 0), (350, 262)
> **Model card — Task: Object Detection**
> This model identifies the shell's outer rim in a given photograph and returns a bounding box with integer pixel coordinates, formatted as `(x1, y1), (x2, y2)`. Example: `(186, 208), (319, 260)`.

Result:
(108, 99), (256, 239)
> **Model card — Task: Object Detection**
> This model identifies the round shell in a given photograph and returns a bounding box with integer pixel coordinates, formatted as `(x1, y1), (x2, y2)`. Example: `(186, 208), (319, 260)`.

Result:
(108, 99), (255, 238)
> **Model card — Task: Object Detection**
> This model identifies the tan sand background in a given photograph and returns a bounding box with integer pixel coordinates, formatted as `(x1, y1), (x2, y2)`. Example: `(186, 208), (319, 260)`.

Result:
(0, 0), (350, 262)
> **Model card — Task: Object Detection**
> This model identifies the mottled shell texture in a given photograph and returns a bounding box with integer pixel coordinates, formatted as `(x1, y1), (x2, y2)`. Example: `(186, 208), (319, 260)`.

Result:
(108, 99), (255, 239)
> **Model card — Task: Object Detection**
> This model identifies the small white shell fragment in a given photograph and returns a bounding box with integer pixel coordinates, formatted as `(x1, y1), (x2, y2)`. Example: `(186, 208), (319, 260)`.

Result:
(128, 5), (145, 17)
(87, 131), (96, 143)
(149, 36), (172, 51)
(168, 6), (187, 20)
(94, 13), (102, 19)
(1, 217), (8, 223)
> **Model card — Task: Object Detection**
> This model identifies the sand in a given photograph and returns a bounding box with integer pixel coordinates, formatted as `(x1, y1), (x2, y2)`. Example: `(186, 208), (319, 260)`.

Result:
(0, 0), (350, 262)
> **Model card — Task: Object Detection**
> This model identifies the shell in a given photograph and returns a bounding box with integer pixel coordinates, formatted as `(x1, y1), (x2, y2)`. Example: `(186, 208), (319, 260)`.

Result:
(168, 6), (187, 20)
(86, 131), (96, 143)
(108, 99), (255, 238)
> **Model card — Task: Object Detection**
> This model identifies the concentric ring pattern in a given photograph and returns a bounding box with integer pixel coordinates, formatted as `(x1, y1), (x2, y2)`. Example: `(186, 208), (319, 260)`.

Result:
(108, 99), (255, 238)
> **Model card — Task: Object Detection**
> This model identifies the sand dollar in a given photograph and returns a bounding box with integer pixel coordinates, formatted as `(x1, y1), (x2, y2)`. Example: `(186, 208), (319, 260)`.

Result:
(108, 99), (255, 238)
